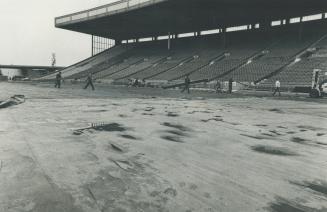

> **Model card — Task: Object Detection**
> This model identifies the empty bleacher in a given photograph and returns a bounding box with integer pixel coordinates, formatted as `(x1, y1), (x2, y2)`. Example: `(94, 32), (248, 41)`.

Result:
(257, 27), (327, 89)
(38, 19), (327, 90)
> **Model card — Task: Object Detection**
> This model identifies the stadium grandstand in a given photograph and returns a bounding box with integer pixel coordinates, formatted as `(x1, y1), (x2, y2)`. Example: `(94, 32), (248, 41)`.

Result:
(0, 64), (64, 81)
(38, 0), (327, 92)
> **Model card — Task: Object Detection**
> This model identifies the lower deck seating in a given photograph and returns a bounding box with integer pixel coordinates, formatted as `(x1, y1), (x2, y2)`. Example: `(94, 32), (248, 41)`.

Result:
(37, 19), (327, 89)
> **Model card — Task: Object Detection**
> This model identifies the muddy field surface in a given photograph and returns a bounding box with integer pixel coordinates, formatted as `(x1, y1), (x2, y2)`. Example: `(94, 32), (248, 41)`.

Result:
(0, 82), (327, 212)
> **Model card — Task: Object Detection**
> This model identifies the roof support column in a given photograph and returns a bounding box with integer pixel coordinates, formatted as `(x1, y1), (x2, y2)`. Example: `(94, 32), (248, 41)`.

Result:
(251, 24), (256, 30)
(323, 13), (326, 19)
(116, 40), (122, 45)
(260, 20), (271, 42)
(168, 32), (171, 50)
(299, 17), (304, 42)
(91, 35), (94, 56)
(221, 28), (227, 49)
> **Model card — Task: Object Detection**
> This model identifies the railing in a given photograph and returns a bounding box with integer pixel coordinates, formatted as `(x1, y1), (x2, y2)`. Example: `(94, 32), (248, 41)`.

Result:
(55, 0), (165, 26)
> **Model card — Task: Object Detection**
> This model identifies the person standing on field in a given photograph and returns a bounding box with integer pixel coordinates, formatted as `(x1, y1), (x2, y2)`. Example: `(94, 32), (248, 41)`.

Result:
(228, 78), (233, 94)
(273, 79), (281, 96)
(54, 72), (62, 88)
(181, 75), (191, 94)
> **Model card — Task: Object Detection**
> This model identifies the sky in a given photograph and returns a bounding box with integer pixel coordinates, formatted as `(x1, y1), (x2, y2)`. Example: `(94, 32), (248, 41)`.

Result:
(0, 0), (116, 66)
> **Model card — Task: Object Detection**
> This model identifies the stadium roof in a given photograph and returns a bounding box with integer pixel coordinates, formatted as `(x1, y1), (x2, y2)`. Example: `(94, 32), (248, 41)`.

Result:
(55, 0), (327, 40)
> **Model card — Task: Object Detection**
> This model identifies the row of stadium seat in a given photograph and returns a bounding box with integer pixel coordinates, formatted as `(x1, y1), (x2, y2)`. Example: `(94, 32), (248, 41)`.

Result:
(38, 19), (327, 89)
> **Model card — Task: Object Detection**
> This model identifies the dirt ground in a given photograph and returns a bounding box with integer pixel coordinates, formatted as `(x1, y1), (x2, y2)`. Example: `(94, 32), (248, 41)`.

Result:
(0, 81), (326, 212)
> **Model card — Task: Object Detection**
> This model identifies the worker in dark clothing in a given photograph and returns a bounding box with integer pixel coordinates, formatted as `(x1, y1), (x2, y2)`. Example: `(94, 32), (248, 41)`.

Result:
(132, 78), (139, 87)
(181, 75), (191, 94)
(228, 78), (233, 94)
(215, 80), (222, 93)
(54, 72), (62, 88)
(84, 73), (95, 90)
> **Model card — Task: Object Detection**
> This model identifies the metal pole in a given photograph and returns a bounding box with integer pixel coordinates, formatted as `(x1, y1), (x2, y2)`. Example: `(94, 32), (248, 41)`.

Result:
(168, 32), (171, 50)
(92, 35), (94, 56)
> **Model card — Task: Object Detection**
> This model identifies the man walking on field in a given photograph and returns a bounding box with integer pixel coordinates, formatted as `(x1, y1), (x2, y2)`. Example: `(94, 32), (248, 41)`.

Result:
(84, 73), (95, 91)
(273, 79), (281, 96)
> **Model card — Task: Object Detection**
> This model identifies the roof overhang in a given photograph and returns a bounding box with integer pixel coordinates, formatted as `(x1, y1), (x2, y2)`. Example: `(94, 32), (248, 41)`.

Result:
(55, 0), (327, 40)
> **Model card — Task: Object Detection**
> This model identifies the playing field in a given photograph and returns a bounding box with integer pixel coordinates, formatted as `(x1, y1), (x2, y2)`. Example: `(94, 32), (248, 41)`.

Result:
(0, 82), (326, 212)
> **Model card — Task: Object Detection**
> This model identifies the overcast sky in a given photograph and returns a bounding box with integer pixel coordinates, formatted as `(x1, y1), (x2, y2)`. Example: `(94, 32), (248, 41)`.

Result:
(0, 0), (116, 66)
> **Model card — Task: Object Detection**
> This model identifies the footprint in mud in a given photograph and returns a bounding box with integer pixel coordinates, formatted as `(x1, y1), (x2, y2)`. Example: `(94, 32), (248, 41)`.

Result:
(317, 133), (325, 137)
(286, 131), (297, 135)
(251, 145), (297, 156)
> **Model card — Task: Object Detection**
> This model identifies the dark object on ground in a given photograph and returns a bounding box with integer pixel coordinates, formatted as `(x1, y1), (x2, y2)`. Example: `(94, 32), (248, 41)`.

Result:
(162, 122), (189, 132)
(73, 122), (127, 135)
(251, 145), (297, 156)
(111, 143), (124, 152)
(0, 95), (25, 109)
(161, 135), (183, 143)
(292, 180), (327, 196)
(268, 197), (324, 212)
(120, 134), (138, 140)
(290, 137), (308, 144)
(91, 123), (126, 132)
